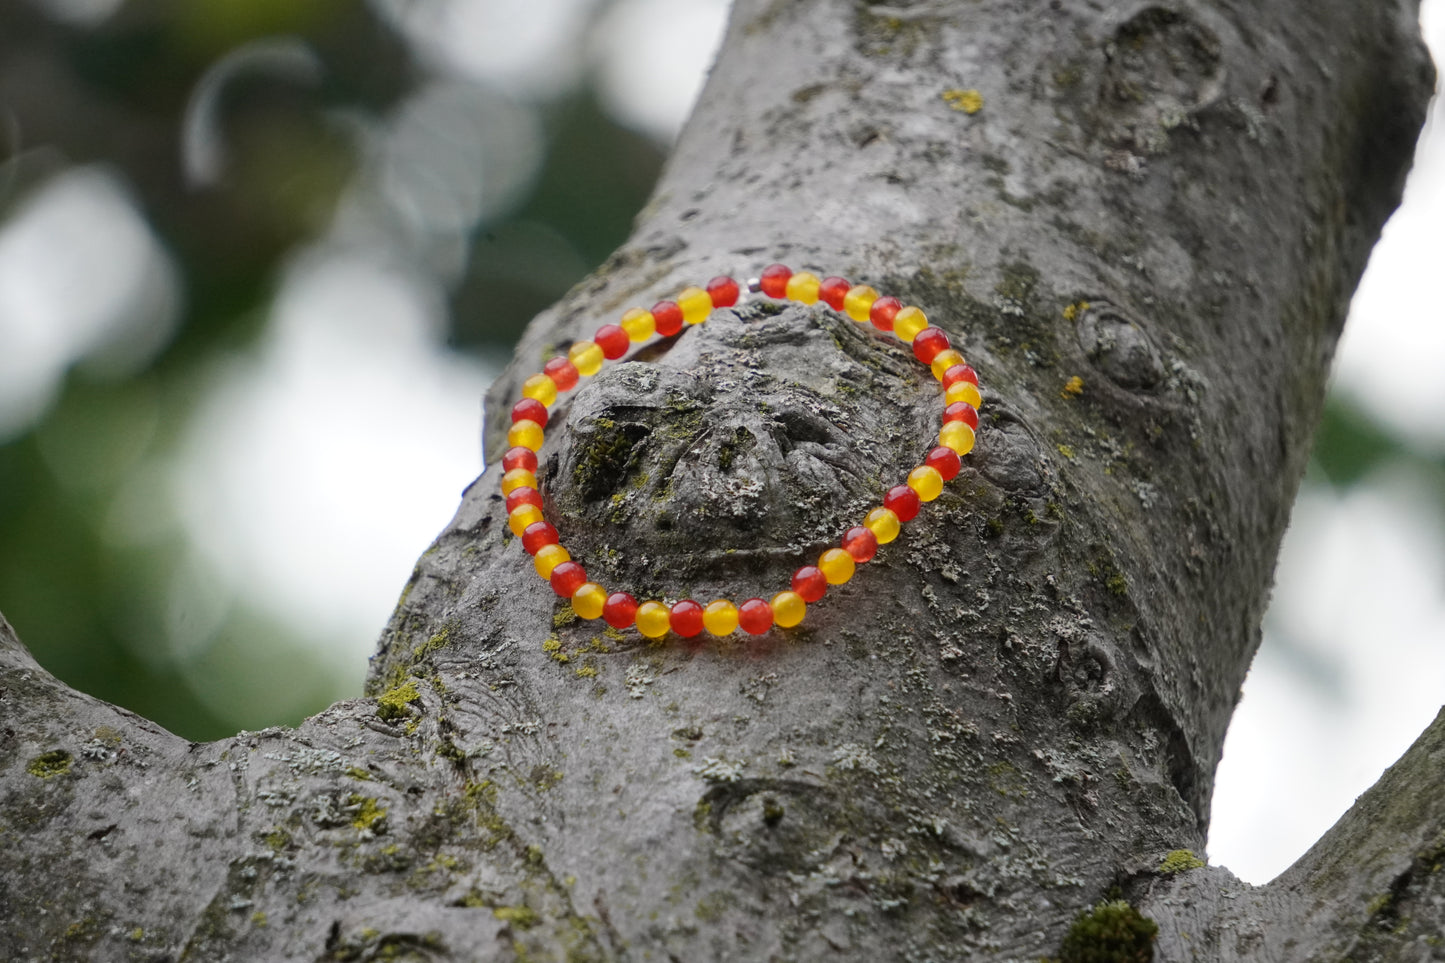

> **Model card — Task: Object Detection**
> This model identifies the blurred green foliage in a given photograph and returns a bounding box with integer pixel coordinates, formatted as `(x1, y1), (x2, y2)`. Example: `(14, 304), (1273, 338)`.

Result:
(0, 0), (662, 741)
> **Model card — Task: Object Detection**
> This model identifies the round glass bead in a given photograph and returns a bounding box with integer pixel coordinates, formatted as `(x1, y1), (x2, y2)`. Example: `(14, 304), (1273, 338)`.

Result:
(511, 398), (548, 427)
(818, 548), (856, 585)
(507, 419), (545, 452)
(669, 600), (704, 638)
(541, 358), (579, 393)
(522, 374), (558, 407)
(501, 468), (538, 495)
(925, 445), (962, 481)
(944, 402), (981, 428)
(508, 503), (544, 537)
(521, 521), (558, 555)
(594, 324), (629, 359)
(502, 446), (538, 473)
(842, 526), (879, 563)
(571, 582), (607, 620)
(893, 306), (928, 342)
(792, 566), (827, 603)
(677, 286), (713, 324)
(738, 598), (773, 635)
(863, 507), (900, 544)
(883, 484), (921, 522)
(603, 592), (639, 629)
(706, 276), (740, 307)
(939, 421), (976, 455)
(819, 276), (851, 310)
(843, 284), (879, 322)
(946, 381), (982, 408)
(759, 264), (792, 298)
(785, 271), (821, 303)
(930, 349), (965, 381)
(702, 600), (739, 637)
(620, 307), (656, 342)
(568, 340), (605, 377)
(771, 591), (806, 628)
(505, 486), (543, 514)
(943, 363), (979, 388)
(912, 327), (951, 364)
(533, 543), (570, 579)
(869, 296), (901, 332)
(652, 300), (684, 337)
(550, 561), (587, 598)
(636, 601), (671, 639)
(907, 465), (944, 502)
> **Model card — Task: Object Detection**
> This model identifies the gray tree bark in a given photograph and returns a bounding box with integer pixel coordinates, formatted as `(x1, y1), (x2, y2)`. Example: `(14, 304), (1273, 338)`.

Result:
(1, 0), (1437, 960)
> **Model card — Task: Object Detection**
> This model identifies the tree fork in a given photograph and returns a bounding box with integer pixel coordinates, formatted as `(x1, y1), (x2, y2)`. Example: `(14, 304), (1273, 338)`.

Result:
(0, 1), (1434, 960)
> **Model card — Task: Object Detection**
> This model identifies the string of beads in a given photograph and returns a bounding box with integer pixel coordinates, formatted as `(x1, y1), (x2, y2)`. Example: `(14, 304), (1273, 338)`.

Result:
(500, 265), (982, 640)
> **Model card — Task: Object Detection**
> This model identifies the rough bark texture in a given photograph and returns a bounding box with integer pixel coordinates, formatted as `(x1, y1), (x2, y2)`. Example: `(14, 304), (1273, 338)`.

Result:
(0, 1), (1436, 961)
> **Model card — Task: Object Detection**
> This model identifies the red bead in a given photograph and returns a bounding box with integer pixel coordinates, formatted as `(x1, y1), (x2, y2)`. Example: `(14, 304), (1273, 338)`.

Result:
(652, 300), (684, 337)
(594, 324), (629, 359)
(819, 276), (851, 310)
(842, 526), (879, 563)
(706, 276), (740, 307)
(502, 446), (538, 473)
(943, 363), (979, 388)
(944, 402), (980, 429)
(883, 484), (921, 523)
(542, 357), (579, 392)
(869, 296), (901, 332)
(511, 398), (548, 428)
(550, 561), (587, 598)
(759, 264), (792, 299)
(521, 521), (559, 555)
(925, 446), (961, 481)
(738, 598), (773, 635)
(791, 566), (827, 603)
(505, 487), (543, 514)
(669, 600), (704, 638)
(603, 592), (638, 629)
(912, 327), (951, 364)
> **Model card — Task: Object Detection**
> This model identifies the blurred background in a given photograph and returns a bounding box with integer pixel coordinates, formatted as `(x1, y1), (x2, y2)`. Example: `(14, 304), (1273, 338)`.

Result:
(0, 0), (1437, 886)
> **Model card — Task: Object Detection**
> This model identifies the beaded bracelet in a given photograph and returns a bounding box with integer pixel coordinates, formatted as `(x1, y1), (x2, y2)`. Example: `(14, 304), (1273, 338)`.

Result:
(500, 264), (982, 641)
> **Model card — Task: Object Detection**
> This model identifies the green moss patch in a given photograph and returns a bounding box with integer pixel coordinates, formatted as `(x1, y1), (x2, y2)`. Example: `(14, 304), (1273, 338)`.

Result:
(376, 680), (421, 722)
(1157, 849), (1205, 874)
(26, 750), (73, 779)
(1059, 899), (1158, 962)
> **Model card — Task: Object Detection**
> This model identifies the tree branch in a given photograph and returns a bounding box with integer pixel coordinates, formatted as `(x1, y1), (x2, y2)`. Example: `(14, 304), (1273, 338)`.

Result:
(0, 0), (1434, 959)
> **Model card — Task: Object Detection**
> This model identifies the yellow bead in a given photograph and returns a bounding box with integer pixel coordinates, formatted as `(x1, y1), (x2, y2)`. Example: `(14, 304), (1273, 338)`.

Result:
(785, 271), (821, 303)
(568, 340), (605, 377)
(863, 507), (900, 545)
(507, 419), (545, 452)
(508, 504), (544, 537)
(818, 548), (856, 585)
(677, 286), (712, 325)
(571, 582), (607, 620)
(908, 465), (944, 502)
(620, 307), (656, 342)
(939, 421), (976, 455)
(945, 380), (982, 408)
(533, 543), (570, 579)
(843, 285), (879, 322)
(930, 349), (965, 380)
(501, 468), (538, 495)
(770, 591), (806, 628)
(702, 600), (739, 636)
(893, 306), (928, 342)
(522, 374), (558, 407)
(636, 601), (671, 639)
